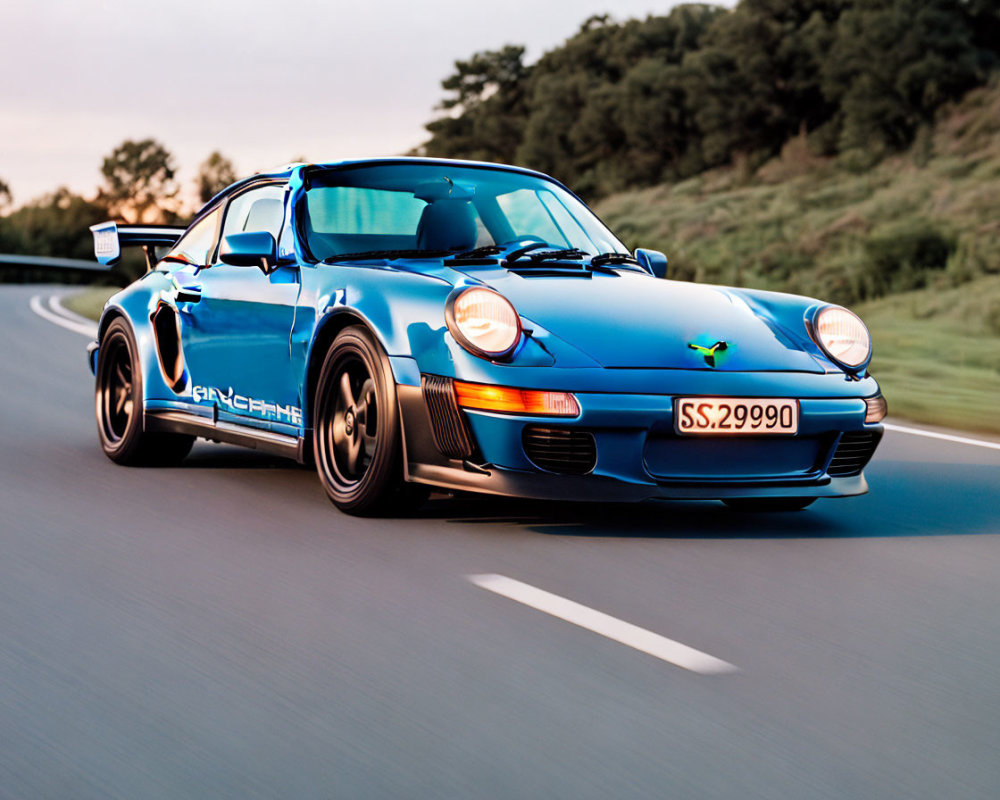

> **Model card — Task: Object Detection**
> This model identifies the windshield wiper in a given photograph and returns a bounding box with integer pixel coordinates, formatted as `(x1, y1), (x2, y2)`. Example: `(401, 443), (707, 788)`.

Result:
(450, 244), (504, 260)
(507, 246), (588, 264)
(591, 252), (641, 268)
(322, 249), (451, 263)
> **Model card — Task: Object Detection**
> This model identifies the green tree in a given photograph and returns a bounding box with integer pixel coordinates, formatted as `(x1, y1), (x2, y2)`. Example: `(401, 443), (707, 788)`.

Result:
(823, 0), (987, 155)
(517, 6), (721, 194)
(616, 60), (702, 184)
(0, 177), (11, 213)
(680, 0), (845, 170)
(195, 151), (237, 204)
(424, 45), (531, 164)
(960, 0), (1000, 71)
(99, 138), (178, 223)
(422, 0), (997, 196)
(1, 188), (108, 260)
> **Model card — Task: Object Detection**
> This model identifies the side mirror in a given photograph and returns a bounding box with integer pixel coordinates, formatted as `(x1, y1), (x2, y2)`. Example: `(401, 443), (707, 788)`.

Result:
(220, 231), (277, 272)
(634, 248), (668, 279)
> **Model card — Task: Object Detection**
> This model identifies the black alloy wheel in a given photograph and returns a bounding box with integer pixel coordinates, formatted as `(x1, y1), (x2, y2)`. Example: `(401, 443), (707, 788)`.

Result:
(313, 327), (427, 516)
(96, 318), (193, 466)
(330, 357), (379, 482)
(99, 329), (134, 445)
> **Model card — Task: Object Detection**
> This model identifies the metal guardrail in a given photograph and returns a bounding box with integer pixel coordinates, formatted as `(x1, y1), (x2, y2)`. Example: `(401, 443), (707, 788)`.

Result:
(0, 253), (108, 272)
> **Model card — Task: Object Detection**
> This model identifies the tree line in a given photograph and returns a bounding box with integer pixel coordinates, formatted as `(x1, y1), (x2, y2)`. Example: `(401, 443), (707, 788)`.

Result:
(0, 141), (237, 280)
(420, 0), (1000, 198)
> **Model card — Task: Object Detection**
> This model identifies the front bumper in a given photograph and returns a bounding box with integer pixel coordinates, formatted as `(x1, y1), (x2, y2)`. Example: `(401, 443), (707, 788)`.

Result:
(407, 459), (870, 502)
(398, 372), (884, 502)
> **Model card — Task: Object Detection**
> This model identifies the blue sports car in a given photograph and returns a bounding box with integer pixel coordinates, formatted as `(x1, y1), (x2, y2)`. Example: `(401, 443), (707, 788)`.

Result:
(88, 158), (885, 515)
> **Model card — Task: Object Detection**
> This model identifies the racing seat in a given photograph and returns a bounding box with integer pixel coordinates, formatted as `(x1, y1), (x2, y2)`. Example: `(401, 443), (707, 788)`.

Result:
(415, 199), (477, 252)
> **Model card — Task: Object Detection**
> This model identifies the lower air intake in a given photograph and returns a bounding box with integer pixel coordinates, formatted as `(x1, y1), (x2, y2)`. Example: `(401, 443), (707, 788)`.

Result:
(522, 426), (597, 475)
(827, 431), (881, 477)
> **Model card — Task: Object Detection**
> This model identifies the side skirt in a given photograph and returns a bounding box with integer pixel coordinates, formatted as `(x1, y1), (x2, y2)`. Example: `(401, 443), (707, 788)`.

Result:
(145, 409), (305, 462)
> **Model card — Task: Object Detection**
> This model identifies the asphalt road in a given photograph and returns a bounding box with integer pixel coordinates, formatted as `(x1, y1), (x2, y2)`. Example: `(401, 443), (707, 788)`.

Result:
(3, 283), (1000, 799)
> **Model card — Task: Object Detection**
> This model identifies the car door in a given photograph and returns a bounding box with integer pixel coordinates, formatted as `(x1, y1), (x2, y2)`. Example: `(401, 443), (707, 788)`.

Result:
(178, 182), (303, 433)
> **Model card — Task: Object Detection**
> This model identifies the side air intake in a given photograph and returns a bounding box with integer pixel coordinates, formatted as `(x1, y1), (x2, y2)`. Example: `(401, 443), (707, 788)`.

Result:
(421, 375), (473, 459)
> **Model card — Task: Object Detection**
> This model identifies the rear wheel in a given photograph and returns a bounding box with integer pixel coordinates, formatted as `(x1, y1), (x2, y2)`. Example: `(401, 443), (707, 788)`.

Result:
(723, 497), (816, 512)
(313, 327), (427, 516)
(96, 318), (194, 466)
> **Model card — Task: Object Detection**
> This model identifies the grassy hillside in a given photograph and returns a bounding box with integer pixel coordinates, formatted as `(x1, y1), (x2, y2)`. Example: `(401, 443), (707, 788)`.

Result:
(857, 277), (1000, 434)
(596, 82), (1000, 303)
(61, 286), (117, 322)
(597, 81), (1000, 434)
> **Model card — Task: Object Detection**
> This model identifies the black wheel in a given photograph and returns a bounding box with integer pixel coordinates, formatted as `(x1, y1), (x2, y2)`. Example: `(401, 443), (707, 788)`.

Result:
(723, 497), (816, 512)
(313, 327), (427, 516)
(96, 318), (194, 466)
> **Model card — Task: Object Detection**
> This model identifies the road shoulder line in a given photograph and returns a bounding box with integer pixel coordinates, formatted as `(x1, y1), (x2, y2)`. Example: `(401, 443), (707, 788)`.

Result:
(50, 294), (99, 330)
(883, 422), (1000, 452)
(29, 294), (97, 337)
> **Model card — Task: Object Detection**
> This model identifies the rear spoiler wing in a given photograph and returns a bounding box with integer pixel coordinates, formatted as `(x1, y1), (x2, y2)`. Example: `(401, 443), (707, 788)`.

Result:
(90, 222), (186, 271)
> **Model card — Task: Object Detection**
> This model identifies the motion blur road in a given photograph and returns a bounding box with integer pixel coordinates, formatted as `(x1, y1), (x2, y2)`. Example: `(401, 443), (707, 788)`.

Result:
(3, 284), (1000, 799)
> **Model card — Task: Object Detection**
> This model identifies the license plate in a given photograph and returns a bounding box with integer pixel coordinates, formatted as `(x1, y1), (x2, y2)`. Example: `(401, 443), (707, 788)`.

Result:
(674, 397), (798, 435)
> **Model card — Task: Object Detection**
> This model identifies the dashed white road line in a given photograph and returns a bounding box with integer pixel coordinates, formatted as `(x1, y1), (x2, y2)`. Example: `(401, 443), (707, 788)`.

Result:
(468, 573), (738, 675)
(29, 294), (97, 338)
(883, 422), (1000, 452)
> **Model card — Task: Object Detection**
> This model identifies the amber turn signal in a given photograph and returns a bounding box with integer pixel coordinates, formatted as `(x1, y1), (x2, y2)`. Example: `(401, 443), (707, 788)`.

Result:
(453, 381), (580, 417)
(865, 394), (887, 423)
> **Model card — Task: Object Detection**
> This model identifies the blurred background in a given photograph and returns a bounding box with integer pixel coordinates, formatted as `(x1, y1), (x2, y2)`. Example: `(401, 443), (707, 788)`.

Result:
(2, 0), (999, 432)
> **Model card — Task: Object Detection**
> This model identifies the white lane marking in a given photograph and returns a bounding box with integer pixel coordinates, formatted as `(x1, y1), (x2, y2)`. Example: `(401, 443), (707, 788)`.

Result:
(883, 422), (1000, 452)
(29, 294), (98, 338)
(468, 573), (738, 675)
(50, 294), (99, 329)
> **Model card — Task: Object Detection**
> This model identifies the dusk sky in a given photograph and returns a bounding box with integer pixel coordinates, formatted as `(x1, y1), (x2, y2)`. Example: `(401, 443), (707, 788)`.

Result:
(0, 0), (730, 208)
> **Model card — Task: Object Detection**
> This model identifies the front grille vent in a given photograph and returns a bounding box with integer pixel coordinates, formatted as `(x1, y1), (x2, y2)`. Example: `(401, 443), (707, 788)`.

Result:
(827, 431), (880, 477)
(522, 426), (597, 475)
(422, 375), (473, 459)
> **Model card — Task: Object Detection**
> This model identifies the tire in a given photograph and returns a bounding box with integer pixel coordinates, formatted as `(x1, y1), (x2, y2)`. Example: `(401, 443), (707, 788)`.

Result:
(723, 497), (816, 512)
(95, 317), (194, 466)
(313, 326), (428, 516)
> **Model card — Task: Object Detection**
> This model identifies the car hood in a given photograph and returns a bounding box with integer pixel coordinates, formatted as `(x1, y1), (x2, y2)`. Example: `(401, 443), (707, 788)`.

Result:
(469, 270), (826, 372)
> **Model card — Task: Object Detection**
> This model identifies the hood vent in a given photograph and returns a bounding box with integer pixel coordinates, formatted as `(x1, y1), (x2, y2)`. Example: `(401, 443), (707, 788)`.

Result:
(507, 263), (596, 278)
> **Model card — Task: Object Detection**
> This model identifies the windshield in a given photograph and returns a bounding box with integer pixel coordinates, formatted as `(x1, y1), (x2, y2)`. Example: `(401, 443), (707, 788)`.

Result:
(300, 163), (628, 261)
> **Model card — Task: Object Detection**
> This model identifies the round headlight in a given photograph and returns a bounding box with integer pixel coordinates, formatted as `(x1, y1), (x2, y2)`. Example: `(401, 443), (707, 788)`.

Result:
(447, 287), (522, 358)
(813, 306), (871, 369)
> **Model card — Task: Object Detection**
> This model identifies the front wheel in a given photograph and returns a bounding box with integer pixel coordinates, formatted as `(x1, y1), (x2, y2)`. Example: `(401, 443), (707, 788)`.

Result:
(313, 327), (427, 516)
(95, 318), (194, 466)
(723, 497), (816, 512)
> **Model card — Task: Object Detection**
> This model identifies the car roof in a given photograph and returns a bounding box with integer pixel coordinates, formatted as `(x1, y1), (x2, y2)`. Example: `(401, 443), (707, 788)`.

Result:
(192, 157), (570, 230)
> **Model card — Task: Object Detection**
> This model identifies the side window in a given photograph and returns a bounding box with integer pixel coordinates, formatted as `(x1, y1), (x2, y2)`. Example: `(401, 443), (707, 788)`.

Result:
(220, 184), (286, 244)
(165, 208), (221, 267)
